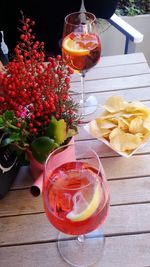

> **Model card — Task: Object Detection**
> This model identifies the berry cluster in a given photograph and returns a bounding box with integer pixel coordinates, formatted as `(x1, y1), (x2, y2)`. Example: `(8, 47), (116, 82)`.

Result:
(0, 15), (79, 163)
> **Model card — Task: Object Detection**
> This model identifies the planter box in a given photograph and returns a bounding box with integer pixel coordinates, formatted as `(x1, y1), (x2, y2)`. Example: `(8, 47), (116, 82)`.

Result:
(100, 14), (150, 66)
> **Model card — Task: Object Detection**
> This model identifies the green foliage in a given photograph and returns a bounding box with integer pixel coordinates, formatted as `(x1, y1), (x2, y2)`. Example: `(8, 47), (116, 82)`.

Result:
(31, 137), (58, 163)
(116, 0), (147, 16)
(0, 111), (77, 163)
(45, 117), (67, 145)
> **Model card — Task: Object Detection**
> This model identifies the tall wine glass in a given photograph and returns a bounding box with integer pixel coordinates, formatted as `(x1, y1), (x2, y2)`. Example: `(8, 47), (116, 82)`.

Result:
(42, 142), (110, 267)
(62, 12), (101, 117)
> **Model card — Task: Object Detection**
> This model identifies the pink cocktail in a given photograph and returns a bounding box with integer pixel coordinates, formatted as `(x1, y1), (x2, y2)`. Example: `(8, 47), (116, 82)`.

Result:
(42, 142), (110, 267)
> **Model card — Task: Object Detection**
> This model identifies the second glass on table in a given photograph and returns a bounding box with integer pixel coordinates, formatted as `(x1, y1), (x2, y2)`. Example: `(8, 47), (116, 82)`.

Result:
(62, 12), (101, 117)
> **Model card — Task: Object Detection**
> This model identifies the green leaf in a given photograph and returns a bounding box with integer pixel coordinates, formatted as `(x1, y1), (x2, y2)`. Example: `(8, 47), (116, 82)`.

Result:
(31, 136), (58, 163)
(4, 111), (15, 120)
(0, 116), (4, 127)
(21, 121), (27, 128)
(45, 117), (67, 145)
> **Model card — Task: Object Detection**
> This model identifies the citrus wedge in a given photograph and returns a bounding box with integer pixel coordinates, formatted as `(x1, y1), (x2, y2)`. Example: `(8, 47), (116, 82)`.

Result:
(66, 177), (102, 222)
(62, 37), (89, 56)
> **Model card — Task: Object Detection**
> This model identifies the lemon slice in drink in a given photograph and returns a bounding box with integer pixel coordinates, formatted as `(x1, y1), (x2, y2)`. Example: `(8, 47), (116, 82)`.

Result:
(66, 176), (102, 222)
(62, 37), (89, 56)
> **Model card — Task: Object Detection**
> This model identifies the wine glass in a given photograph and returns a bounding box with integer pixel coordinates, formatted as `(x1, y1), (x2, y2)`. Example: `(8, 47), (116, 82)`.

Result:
(62, 12), (101, 117)
(42, 142), (110, 267)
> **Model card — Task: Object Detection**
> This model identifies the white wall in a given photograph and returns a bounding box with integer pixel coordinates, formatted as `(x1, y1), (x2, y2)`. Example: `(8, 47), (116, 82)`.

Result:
(100, 15), (150, 67)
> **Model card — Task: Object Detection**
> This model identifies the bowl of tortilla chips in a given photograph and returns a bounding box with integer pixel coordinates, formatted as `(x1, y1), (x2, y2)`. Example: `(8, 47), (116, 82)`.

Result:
(84, 96), (150, 157)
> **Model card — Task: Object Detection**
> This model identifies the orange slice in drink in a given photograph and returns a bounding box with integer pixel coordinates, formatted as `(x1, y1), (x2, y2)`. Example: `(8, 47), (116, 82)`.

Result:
(62, 36), (89, 56)
(66, 175), (102, 222)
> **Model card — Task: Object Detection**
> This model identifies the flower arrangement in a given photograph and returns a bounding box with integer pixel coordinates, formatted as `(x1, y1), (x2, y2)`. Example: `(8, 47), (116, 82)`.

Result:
(0, 14), (79, 164)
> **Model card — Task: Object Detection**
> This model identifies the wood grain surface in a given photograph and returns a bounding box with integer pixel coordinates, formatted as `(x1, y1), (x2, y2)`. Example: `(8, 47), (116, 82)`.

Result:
(0, 53), (150, 267)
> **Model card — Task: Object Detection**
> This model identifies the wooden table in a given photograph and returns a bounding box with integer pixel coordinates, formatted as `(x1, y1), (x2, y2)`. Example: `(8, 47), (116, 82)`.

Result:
(1, 52), (150, 267)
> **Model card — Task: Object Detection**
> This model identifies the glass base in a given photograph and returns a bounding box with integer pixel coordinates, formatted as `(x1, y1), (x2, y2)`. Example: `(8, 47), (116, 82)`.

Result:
(57, 229), (105, 267)
(80, 95), (98, 116)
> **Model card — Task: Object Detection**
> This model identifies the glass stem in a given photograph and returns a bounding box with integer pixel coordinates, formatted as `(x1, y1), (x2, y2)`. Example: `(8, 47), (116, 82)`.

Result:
(77, 234), (85, 243)
(80, 72), (85, 108)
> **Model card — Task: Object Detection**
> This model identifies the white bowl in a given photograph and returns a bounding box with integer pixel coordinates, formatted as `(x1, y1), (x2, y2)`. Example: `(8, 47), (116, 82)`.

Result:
(84, 123), (147, 158)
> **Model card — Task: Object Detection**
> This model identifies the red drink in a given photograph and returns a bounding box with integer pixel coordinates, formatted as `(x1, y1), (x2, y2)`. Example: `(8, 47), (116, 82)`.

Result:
(62, 32), (101, 73)
(43, 161), (109, 235)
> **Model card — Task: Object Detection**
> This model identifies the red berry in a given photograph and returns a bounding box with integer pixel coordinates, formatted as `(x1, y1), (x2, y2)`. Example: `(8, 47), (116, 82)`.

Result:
(16, 122), (21, 128)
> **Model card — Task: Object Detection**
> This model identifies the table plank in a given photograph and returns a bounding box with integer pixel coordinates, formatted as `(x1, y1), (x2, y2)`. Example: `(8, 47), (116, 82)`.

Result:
(71, 74), (150, 94)
(0, 234), (150, 267)
(75, 138), (150, 157)
(97, 52), (146, 68)
(0, 203), (150, 247)
(72, 88), (150, 122)
(110, 177), (150, 205)
(72, 63), (150, 82)
(102, 154), (150, 179)
(5, 155), (150, 193)
(0, 177), (150, 225)
(0, 191), (43, 217)
(1, 53), (150, 267)
(74, 89), (150, 124)
(1, 175), (150, 217)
